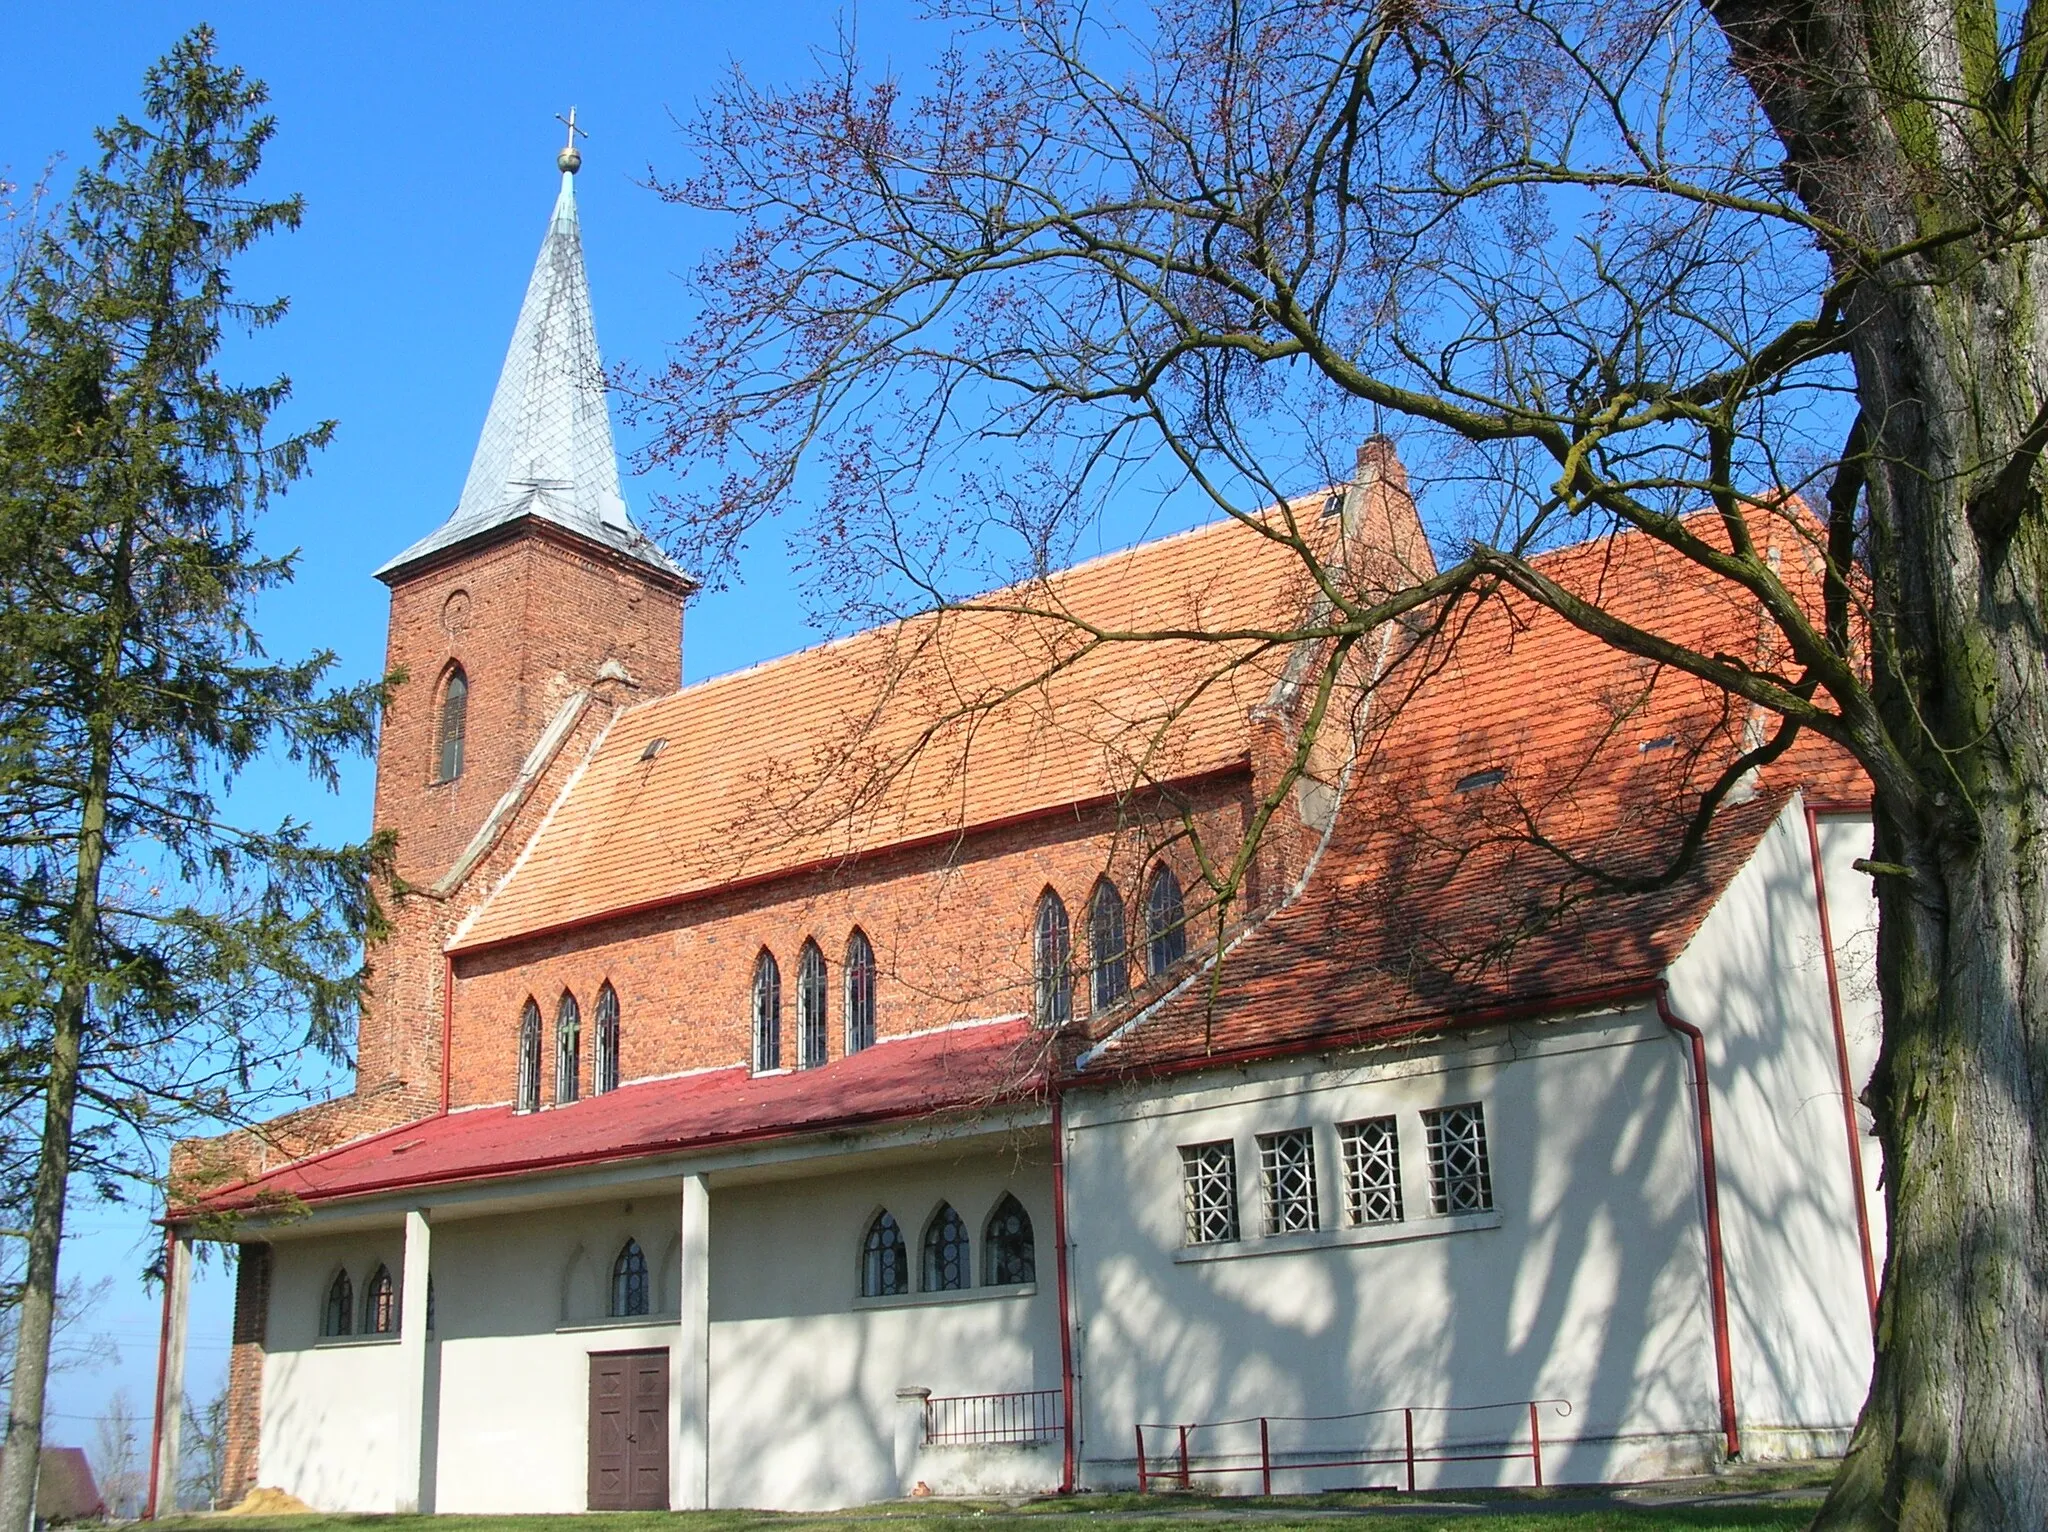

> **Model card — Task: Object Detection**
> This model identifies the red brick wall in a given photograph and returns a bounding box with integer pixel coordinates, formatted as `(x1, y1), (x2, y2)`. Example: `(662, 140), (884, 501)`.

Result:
(445, 775), (1257, 1107)
(219, 1243), (270, 1507)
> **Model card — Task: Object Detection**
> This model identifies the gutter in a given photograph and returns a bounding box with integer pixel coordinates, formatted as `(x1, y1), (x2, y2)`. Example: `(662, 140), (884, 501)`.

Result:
(1050, 1088), (1078, 1494)
(145, 1222), (176, 1519)
(1802, 800), (1879, 1323)
(1656, 988), (1740, 1461)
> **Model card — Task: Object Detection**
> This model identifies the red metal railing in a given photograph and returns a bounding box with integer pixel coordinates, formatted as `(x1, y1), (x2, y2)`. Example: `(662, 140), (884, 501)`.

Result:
(1134, 1398), (1572, 1494)
(926, 1388), (1065, 1446)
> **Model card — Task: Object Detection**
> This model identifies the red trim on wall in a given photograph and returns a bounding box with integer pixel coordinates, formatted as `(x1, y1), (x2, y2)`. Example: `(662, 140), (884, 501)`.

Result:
(1804, 803), (1880, 1323)
(1051, 1089), (1078, 1494)
(1656, 990), (1740, 1461)
(144, 1223), (175, 1519)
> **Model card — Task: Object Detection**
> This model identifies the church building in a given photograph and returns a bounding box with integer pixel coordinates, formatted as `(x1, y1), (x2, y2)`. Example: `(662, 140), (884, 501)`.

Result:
(149, 140), (1885, 1514)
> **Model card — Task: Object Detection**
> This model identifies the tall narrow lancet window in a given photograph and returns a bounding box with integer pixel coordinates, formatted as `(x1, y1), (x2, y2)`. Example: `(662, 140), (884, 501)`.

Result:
(593, 982), (620, 1095)
(610, 1240), (649, 1317)
(364, 1265), (396, 1335)
(1147, 864), (1187, 976)
(752, 951), (782, 1072)
(1089, 879), (1129, 1011)
(983, 1194), (1037, 1286)
(555, 990), (581, 1104)
(515, 998), (542, 1113)
(797, 939), (828, 1069)
(322, 1270), (353, 1337)
(844, 929), (876, 1055)
(1033, 890), (1072, 1028)
(921, 1203), (971, 1291)
(436, 665), (468, 783)
(861, 1210), (907, 1298)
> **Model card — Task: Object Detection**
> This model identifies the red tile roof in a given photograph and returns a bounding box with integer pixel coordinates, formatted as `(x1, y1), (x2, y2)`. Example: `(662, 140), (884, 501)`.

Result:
(456, 504), (1356, 950)
(190, 1019), (1048, 1213)
(1082, 520), (1869, 1074)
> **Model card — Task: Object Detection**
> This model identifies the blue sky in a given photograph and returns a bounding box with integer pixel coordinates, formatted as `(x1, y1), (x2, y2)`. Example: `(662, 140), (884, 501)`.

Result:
(1, 0), (974, 1457)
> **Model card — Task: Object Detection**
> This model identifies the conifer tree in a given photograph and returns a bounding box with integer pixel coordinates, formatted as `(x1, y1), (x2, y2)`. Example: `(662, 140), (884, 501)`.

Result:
(0, 32), (385, 1530)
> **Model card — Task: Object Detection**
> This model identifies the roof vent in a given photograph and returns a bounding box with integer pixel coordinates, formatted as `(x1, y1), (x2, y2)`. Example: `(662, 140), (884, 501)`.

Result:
(1454, 766), (1507, 793)
(640, 737), (669, 761)
(1639, 735), (1678, 755)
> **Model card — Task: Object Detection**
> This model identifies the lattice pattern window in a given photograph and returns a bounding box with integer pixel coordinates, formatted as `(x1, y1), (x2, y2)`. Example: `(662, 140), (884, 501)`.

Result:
(1258, 1128), (1320, 1234)
(554, 990), (581, 1105)
(1424, 1103), (1495, 1214)
(1034, 891), (1072, 1028)
(323, 1270), (353, 1337)
(861, 1210), (907, 1297)
(983, 1193), (1036, 1286)
(436, 666), (467, 783)
(797, 940), (827, 1069)
(593, 982), (620, 1095)
(1180, 1141), (1239, 1245)
(610, 1239), (649, 1317)
(1090, 879), (1128, 1010)
(844, 929), (876, 1054)
(515, 998), (541, 1114)
(363, 1265), (396, 1335)
(752, 951), (781, 1071)
(1339, 1116), (1405, 1225)
(922, 1203), (971, 1291)
(1147, 865), (1187, 975)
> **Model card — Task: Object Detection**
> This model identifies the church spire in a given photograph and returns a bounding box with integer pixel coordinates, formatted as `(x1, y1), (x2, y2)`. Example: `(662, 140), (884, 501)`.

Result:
(377, 123), (681, 584)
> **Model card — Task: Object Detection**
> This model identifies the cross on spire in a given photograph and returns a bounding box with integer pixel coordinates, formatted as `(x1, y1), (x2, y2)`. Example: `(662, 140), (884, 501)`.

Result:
(555, 107), (586, 174)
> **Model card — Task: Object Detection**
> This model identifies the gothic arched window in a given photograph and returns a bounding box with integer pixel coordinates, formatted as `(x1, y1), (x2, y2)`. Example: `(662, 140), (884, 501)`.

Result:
(797, 939), (828, 1069)
(752, 951), (781, 1071)
(844, 929), (876, 1054)
(983, 1193), (1037, 1286)
(610, 1240), (649, 1318)
(436, 665), (468, 784)
(516, 998), (542, 1113)
(364, 1264), (396, 1335)
(1089, 879), (1129, 1011)
(322, 1270), (353, 1338)
(593, 982), (620, 1095)
(1033, 890), (1072, 1028)
(1147, 864), (1187, 976)
(555, 990), (581, 1105)
(860, 1210), (907, 1298)
(922, 1203), (971, 1291)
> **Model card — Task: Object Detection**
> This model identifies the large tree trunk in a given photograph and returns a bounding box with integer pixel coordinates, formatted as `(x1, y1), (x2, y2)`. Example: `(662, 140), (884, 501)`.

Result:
(1707, 0), (2048, 1521)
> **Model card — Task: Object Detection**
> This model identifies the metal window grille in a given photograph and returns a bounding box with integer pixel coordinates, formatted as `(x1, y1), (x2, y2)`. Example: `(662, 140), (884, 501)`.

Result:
(593, 983), (620, 1094)
(610, 1240), (649, 1317)
(1339, 1116), (1405, 1225)
(1258, 1128), (1320, 1234)
(923, 1203), (971, 1290)
(1180, 1141), (1240, 1245)
(1424, 1103), (1494, 1214)
(983, 1193), (1036, 1285)
(555, 991), (581, 1104)
(924, 1389), (1063, 1446)
(1034, 893), (1073, 1028)
(1147, 866), (1187, 975)
(364, 1266), (395, 1334)
(1090, 881), (1128, 1010)
(752, 952), (781, 1071)
(515, 999), (541, 1113)
(323, 1271), (353, 1337)
(862, 1211), (907, 1297)
(844, 929), (877, 1053)
(797, 941), (828, 1069)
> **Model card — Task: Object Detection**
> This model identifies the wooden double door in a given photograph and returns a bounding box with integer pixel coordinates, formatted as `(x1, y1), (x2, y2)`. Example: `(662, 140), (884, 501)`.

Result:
(588, 1348), (669, 1510)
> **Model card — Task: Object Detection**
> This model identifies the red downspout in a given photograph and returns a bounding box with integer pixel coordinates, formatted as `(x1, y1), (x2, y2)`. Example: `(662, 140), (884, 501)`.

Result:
(1803, 804), (1880, 1323)
(438, 951), (454, 1114)
(1050, 1087), (1077, 1494)
(144, 1223), (176, 1519)
(1657, 990), (1740, 1461)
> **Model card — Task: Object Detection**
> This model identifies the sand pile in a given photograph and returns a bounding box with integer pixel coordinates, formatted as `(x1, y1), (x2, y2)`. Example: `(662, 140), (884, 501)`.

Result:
(220, 1487), (315, 1516)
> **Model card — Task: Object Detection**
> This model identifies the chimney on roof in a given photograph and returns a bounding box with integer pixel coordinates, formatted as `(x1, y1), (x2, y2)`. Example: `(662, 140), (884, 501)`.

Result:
(1333, 436), (1434, 595)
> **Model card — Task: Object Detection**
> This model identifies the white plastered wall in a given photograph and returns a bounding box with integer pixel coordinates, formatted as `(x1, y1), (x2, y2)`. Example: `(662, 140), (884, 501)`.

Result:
(1062, 1014), (1725, 1490)
(1664, 798), (1879, 1454)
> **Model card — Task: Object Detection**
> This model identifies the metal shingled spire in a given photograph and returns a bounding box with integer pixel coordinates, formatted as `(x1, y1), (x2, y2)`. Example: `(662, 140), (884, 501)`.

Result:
(376, 122), (682, 584)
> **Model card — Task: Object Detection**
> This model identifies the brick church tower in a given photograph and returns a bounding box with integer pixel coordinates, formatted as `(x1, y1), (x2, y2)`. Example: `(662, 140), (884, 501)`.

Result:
(351, 138), (692, 1118)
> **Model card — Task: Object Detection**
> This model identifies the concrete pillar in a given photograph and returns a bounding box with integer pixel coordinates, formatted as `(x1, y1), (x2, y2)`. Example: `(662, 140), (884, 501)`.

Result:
(147, 1229), (193, 1517)
(394, 1209), (432, 1512)
(672, 1174), (711, 1508)
(894, 1387), (932, 1495)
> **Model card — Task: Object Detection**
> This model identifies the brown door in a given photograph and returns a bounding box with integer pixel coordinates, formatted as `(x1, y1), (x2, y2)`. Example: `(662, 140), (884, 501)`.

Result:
(588, 1349), (669, 1510)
